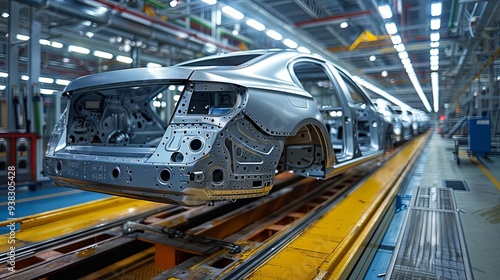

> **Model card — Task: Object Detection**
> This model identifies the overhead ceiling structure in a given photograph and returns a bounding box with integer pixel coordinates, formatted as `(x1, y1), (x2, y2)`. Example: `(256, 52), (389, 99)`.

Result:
(1, 0), (499, 113)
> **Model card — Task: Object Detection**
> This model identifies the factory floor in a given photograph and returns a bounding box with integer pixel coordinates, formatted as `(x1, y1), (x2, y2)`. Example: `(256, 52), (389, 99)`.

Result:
(0, 181), (109, 233)
(365, 131), (500, 280)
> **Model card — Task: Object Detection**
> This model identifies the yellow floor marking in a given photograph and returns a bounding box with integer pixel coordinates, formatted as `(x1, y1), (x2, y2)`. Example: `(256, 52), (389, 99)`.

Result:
(471, 156), (500, 191)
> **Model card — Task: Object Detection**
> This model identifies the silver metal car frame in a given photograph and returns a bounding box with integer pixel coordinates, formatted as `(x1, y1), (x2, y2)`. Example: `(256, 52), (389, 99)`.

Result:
(44, 50), (390, 206)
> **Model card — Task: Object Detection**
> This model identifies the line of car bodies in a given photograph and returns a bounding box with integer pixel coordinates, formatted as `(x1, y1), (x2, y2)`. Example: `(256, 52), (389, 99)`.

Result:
(44, 50), (429, 206)
(374, 99), (430, 144)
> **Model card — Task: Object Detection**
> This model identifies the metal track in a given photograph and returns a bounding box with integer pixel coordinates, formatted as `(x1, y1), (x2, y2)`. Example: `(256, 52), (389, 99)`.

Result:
(0, 140), (418, 279)
(0, 205), (172, 264)
(153, 158), (385, 279)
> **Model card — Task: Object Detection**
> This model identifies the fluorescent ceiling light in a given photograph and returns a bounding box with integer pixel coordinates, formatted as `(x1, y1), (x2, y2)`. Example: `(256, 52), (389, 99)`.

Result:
(204, 42), (217, 53)
(381, 70), (388, 77)
(56, 79), (71, 86)
(430, 65), (439, 71)
(369, 55), (376, 61)
(16, 34), (30, 41)
(39, 77), (54, 83)
(430, 18), (441, 30)
(297, 46), (311, 53)
(201, 0), (216, 5)
(116, 55), (133, 64)
(221, 5), (244, 20)
(430, 48), (439, 56)
(40, 89), (56, 95)
(0, 72), (8, 78)
(398, 51), (408, 59)
(283, 38), (298, 49)
(93, 50), (113, 59)
(50, 41), (63, 48)
(401, 58), (411, 65)
(266, 29), (282, 41)
(430, 55), (439, 62)
(404, 63), (413, 70)
(68, 45), (90, 54)
(0, 85), (5, 90)
(431, 2), (442, 17)
(39, 39), (51, 46)
(1, 12), (9, 18)
(340, 22), (348, 28)
(147, 62), (162, 68)
(430, 41), (439, 48)
(21, 75), (29, 81)
(430, 60), (439, 66)
(432, 72), (439, 113)
(378, 4), (393, 19)
(385, 22), (398, 35)
(394, 43), (405, 52)
(391, 35), (402, 45)
(430, 32), (440, 41)
(40, 39), (63, 48)
(246, 19), (265, 31)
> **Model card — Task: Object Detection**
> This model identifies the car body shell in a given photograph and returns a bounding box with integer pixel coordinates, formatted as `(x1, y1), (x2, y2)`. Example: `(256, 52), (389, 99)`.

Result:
(374, 98), (402, 143)
(44, 50), (390, 206)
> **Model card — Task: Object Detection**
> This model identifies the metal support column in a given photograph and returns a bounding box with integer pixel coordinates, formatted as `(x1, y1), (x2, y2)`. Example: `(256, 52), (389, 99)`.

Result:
(29, 6), (45, 181)
(7, 2), (20, 132)
(28, 6), (41, 134)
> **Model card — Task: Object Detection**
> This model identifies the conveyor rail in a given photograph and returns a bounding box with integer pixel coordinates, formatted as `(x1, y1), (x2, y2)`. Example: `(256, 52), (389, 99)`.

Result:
(0, 134), (428, 279)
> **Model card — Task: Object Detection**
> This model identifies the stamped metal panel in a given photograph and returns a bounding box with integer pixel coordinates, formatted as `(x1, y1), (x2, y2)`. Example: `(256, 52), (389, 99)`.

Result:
(386, 187), (473, 280)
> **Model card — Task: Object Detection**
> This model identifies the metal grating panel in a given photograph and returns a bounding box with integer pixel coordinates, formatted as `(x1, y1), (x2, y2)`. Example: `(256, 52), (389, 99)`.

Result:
(443, 180), (470, 191)
(387, 187), (473, 280)
(412, 187), (455, 210)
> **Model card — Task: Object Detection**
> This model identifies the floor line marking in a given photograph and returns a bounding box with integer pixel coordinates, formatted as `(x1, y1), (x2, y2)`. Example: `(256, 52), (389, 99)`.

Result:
(471, 156), (500, 191)
(0, 189), (84, 206)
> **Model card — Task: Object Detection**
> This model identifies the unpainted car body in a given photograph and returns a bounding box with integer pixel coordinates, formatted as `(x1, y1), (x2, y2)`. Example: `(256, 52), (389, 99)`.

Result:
(412, 109), (431, 133)
(44, 50), (390, 206)
(374, 98), (402, 143)
(392, 106), (414, 140)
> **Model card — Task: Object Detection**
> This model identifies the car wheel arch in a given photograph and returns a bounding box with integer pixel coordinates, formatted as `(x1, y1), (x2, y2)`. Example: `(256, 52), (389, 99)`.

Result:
(278, 119), (336, 177)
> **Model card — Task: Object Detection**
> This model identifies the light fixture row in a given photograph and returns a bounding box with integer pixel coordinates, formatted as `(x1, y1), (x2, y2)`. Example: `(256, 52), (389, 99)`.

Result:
(430, 1), (442, 113)
(0, 71), (69, 94)
(352, 76), (408, 108)
(202, 0), (311, 53)
(0, 72), (70, 85)
(377, 4), (432, 112)
(16, 34), (146, 65)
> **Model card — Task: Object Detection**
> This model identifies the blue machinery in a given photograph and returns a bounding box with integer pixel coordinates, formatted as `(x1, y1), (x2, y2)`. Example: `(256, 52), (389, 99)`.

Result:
(452, 117), (491, 164)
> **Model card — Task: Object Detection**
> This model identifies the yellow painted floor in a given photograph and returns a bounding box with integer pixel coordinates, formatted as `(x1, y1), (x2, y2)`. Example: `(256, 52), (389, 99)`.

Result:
(245, 133), (429, 280)
(0, 197), (167, 253)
